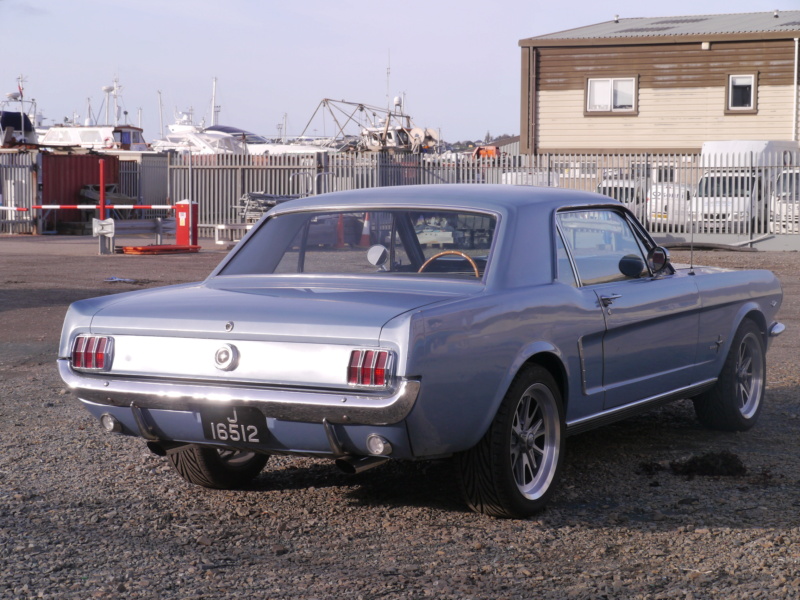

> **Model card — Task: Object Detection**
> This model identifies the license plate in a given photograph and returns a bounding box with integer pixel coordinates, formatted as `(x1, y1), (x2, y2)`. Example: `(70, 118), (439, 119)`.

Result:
(200, 405), (268, 444)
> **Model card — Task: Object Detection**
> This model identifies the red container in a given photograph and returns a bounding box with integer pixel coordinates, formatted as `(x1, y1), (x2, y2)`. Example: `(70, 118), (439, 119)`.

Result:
(41, 154), (120, 224)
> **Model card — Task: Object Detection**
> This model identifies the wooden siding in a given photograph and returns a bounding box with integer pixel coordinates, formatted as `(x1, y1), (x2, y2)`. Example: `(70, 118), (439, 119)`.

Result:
(535, 85), (797, 152)
(536, 40), (797, 91)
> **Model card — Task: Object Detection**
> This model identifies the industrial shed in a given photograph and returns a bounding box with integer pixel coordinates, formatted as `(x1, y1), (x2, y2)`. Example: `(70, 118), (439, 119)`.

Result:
(519, 11), (800, 153)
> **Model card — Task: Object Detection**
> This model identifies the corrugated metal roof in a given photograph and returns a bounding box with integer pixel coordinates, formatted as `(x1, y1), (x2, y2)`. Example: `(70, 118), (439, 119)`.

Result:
(525, 10), (800, 41)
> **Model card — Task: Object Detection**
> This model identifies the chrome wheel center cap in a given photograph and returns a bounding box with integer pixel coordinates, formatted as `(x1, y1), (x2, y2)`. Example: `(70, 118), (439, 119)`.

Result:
(523, 431), (537, 450)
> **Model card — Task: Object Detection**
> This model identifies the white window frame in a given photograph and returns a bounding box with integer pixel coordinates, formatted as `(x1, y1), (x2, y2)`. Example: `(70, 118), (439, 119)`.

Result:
(727, 74), (757, 113)
(586, 77), (637, 114)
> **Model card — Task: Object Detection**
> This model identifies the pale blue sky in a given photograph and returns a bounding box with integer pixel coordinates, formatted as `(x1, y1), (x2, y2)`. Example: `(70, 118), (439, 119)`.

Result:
(2, 0), (796, 142)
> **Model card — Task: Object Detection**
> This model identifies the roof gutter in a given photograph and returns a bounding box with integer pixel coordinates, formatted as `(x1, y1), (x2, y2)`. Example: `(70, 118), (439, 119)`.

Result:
(520, 31), (800, 48)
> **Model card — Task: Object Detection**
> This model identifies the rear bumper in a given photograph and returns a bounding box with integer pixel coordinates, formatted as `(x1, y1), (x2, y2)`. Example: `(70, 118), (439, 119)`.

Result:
(58, 359), (420, 427)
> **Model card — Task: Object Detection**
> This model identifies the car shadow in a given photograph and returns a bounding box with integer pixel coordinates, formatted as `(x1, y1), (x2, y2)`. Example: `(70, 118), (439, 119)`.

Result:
(241, 390), (800, 528)
(247, 457), (466, 513)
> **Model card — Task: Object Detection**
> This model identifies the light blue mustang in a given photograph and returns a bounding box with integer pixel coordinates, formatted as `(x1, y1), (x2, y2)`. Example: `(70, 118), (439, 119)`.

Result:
(59, 184), (784, 518)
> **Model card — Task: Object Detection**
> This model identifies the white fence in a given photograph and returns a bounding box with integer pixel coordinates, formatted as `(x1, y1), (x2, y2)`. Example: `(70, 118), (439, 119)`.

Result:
(0, 153), (37, 234)
(3, 150), (799, 249)
(165, 151), (799, 249)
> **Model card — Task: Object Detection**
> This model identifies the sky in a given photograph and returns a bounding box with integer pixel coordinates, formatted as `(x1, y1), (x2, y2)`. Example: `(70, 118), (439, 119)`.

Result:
(2, 0), (796, 143)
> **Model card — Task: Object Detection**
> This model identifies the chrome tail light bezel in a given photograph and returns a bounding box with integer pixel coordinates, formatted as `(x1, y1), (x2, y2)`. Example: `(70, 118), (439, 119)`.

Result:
(71, 335), (115, 372)
(348, 349), (394, 389)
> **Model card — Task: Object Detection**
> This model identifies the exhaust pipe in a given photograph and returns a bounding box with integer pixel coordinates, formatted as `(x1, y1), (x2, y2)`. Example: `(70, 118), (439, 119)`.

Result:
(146, 441), (187, 456)
(335, 455), (389, 475)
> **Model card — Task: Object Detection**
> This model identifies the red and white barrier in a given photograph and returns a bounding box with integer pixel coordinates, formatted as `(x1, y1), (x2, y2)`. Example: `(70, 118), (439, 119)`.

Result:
(33, 205), (175, 210)
(0, 206), (29, 212)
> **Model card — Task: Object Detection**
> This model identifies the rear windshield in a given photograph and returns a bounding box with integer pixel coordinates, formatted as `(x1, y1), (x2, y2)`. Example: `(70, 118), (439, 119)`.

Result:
(219, 209), (497, 279)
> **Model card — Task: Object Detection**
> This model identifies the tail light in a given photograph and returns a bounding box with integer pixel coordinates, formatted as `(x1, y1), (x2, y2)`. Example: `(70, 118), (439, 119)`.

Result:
(348, 349), (392, 388)
(71, 335), (114, 371)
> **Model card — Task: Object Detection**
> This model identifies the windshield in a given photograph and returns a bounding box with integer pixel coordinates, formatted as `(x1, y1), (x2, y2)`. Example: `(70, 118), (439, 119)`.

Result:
(697, 175), (753, 198)
(219, 209), (497, 279)
(775, 172), (800, 199)
(244, 133), (269, 144)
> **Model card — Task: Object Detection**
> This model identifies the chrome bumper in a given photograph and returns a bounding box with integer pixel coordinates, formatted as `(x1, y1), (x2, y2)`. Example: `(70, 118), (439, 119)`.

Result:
(769, 322), (785, 338)
(58, 359), (420, 426)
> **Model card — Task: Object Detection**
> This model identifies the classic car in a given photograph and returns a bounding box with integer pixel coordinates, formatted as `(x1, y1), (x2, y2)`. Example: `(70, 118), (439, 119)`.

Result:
(58, 184), (784, 518)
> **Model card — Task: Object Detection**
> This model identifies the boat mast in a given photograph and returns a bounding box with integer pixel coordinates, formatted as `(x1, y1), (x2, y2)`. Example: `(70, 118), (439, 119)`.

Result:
(112, 78), (120, 126)
(210, 77), (219, 126)
(102, 84), (114, 125)
(17, 75), (26, 139)
(158, 91), (164, 137)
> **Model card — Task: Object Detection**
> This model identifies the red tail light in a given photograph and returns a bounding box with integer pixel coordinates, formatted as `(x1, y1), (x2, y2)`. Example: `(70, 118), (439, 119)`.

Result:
(71, 335), (114, 371)
(348, 349), (392, 387)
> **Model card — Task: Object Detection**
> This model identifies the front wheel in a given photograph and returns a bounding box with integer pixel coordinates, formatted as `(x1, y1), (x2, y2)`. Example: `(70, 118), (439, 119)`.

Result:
(693, 319), (766, 431)
(167, 445), (269, 489)
(456, 365), (565, 518)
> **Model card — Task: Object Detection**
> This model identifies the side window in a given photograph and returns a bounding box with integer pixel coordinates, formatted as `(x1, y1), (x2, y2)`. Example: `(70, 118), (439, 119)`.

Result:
(726, 73), (757, 114)
(554, 229), (577, 287)
(557, 210), (648, 286)
(586, 77), (637, 114)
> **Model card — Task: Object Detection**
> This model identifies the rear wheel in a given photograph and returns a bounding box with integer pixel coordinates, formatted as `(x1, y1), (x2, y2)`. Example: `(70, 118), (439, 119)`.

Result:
(167, 445), (269, 489)
(693, 320), (765, 431)
(456, 365), (565, 518)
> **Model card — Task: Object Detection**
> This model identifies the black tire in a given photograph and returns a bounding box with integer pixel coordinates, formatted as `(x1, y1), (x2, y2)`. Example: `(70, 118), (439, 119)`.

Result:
(167, 445), (269, 489)
(693, 319), (766, 432)
(456, 365), (565, 518)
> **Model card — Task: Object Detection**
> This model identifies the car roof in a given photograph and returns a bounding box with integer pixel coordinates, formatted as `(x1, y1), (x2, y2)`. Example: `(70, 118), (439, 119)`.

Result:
(269, 184), (611, 216)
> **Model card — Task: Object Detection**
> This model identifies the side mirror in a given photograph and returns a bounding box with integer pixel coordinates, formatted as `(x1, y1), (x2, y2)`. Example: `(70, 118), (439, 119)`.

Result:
(647, 246), (671, 274)
(619, 254), (645, 278)
(367, 244), (389, 269)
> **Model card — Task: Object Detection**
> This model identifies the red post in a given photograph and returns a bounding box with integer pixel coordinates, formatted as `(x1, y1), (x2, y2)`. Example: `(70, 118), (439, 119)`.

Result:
(175, 200), (198, 246)
(98, 159), (106, 220)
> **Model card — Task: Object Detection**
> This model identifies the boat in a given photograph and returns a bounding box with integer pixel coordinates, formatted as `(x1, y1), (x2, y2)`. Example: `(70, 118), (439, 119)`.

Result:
(38, 78), (150, 152)
(1, 76), (38, 146)
(150, 111), (247, 155)
(299, 98), (440, 154)
(39, 123), (148, 151)
(204, 125), (274, 155)
(150, 128), (247, 155)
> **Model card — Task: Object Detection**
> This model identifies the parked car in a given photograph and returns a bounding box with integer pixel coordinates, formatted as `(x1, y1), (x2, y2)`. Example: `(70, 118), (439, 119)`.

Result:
(596, 177), (645, 220)
(770, 168), (800, 233)
(58, 184), (784, 518)
(692, 140), (799, 234)
(640, 163), (693, 234)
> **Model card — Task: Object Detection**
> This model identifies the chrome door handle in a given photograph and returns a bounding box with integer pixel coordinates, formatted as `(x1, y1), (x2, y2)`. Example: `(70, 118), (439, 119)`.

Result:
(600, 293), (622, 307)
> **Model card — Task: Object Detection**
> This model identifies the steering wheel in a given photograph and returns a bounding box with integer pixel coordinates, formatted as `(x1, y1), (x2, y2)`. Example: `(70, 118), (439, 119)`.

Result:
(418, 250), (480, 277)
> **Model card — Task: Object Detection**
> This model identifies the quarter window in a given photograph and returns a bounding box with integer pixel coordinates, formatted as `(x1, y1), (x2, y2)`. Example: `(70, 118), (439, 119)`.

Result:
(586, 78), (636, 113)
(555, 231), (577, 287)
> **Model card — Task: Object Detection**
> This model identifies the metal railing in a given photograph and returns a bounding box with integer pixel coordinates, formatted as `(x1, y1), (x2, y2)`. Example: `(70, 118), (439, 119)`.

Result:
(167, 150), (799, 244)
(0, 153), (36, 234)
(3, 149), (798, 248)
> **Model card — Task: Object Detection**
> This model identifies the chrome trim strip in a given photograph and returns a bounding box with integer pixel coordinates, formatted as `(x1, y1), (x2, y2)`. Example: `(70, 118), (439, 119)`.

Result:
(565, 378), (717, 436)
(577, 337), (588, 396)
(58, 359), (420, 426)
(769, 322), (785, 337)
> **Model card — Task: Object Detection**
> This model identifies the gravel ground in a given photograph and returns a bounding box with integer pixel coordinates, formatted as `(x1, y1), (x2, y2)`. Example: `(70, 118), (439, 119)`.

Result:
(1, 235), (799, 600)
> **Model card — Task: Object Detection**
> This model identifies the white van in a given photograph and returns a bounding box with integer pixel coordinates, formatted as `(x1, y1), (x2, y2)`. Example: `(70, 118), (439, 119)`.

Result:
(693, 140), (799, 234)
(636, 162), (693, 232)
(771, 167), (800, 233)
